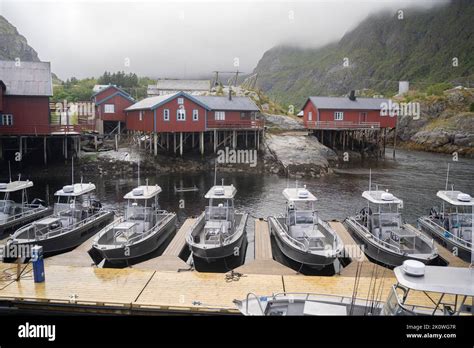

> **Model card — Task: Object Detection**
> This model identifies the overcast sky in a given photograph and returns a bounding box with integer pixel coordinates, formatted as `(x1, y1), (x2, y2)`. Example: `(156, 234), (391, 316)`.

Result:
(0, 0), (446, 80)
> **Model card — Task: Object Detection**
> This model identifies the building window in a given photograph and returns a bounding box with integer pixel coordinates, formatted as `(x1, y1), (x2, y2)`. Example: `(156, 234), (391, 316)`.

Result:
(104, 104), (115, 113)
(359, 112), (367, 122)
(163, 109), (170, 121)
(193, 109), (199, 121)
(334, 111), (344, 121)
(177, 97), (184, 105)
(308, 111), (313, 121)
(215, 111), (225, 121)
(139, 111), (143, 121)
(2, 114), (13, 126)
(177, 106), (186, 121)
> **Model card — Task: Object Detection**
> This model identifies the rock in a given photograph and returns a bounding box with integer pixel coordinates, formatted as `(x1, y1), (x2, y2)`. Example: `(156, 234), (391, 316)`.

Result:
(263, 113), (305, 130)
(411, 130), (451, 147)
(264, 133), (337, 177)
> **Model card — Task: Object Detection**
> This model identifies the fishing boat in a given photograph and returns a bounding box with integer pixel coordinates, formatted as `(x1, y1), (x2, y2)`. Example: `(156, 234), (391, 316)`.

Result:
(234, 261), (473, 316)
(418, 190), (472, 262)
(7, 182), (113, 257)
(186, 182), (248, 262)
(0, 179), (51, 236)
(91, 184), (177, 263)
(345, 187), (438, 268)
(268, 185), (343, 270)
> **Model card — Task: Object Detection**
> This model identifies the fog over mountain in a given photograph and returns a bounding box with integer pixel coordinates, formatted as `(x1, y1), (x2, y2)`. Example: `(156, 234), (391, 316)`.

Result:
(0, 0), (446, 80)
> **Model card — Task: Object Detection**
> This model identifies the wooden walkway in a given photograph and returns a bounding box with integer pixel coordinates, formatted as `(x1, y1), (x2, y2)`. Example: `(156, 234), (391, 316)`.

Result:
(235, 219), (295, 275)
(132, 219), (195, 272)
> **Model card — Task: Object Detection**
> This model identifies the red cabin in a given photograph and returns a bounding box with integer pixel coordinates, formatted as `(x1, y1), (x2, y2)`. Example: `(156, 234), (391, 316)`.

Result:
(125, 91), (261, 133)
(92, 85), (135, 133)
(302, 95), (397, 130)
(0, 61), (53, 135)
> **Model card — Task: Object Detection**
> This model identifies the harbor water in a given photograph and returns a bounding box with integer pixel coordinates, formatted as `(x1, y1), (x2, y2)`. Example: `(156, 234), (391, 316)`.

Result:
(1, 147), (473, 268)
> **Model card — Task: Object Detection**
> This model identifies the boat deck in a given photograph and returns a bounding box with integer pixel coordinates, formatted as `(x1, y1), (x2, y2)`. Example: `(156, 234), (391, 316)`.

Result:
(0, 219), (470, 315)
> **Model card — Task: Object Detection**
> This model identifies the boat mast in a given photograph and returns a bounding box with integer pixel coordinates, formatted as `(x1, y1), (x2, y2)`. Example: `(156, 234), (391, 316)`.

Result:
(8, 161), (12, 183)
(137, 160), (140, 186)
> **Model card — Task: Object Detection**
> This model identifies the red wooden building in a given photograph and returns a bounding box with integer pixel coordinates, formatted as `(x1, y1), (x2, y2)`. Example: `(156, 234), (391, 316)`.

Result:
(92, 85), (135, 134)
(125, 91), (262, 155)
(302, 94), (397, 130)
(0, 61), (53, 135)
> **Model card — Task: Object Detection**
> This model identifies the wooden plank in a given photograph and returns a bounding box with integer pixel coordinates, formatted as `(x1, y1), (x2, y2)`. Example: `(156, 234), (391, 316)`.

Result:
(329, 220), (367, 262)
(134, 271), (284, 310)
(163, 218), (195, 256)
(0, 264), (154, 306)
(255, 219), (272, 260)
(132, 255), (190, 272)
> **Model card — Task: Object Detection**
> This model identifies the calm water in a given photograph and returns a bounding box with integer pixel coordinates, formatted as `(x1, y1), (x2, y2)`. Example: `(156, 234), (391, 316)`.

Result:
(1, 147), (473, 265)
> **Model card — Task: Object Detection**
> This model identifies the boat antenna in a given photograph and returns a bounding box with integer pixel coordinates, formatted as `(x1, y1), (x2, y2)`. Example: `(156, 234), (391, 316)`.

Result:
(137, 160), (140, 186)
(369, 168), (372, 191)
(8, 161), (12, 183)
(445, 163), (450, 190)
(214, 160), (217, 186)
(221, 178), (224, 187)
(71, 156), (74, 185)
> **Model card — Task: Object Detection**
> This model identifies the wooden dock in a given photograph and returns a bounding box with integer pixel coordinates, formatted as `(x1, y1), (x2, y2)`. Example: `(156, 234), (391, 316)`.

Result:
(132, 218), (195, 271)
(235, 219), (296, 275)
(0, 218), (471, 315)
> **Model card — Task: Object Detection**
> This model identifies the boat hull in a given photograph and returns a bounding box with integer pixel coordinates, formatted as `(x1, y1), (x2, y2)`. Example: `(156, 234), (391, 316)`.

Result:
(0, 207), (53, 237)
(6, 211), (114, 257)
(345, 217), (438, 268)
(92, 214), (177, 263)
(188, 213), (248, 262)
(418, 216), (472, 263)
(268, 217), (337, 269)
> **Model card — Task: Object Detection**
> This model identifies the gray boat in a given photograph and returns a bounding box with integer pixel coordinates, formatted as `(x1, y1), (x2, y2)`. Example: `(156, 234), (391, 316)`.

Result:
(418, 190), (472, 262)
(91, 184), (177, 263)
(345, 189), (438, 268)
(6, 182), (113, 257)
(186, 183), (248, 262)
(234, 261), (473, 316)
(268, 186), (343, 269)
(0, 180), (51, 236)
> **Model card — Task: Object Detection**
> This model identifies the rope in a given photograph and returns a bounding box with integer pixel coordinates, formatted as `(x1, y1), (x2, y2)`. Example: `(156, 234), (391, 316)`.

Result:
(225, 270), (246, 282)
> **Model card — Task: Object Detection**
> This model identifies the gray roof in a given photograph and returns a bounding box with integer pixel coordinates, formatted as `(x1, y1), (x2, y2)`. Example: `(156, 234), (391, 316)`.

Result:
(308, 96), (388, 110)
(0, 60), (52, 96)
(125, 92), (180, 111)
(194, 96), (259, 111)
(151, 79), (211, 92)
(394, 266), (474, 296)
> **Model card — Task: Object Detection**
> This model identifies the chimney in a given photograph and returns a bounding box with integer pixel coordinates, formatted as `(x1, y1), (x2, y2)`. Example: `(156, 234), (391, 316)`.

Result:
(349, 90), (356, 101)
(398, 81), (409, 95)
(228, 87), (232, 101)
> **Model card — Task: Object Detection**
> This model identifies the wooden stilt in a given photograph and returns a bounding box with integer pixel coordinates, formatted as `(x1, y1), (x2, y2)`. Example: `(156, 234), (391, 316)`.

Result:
(43, 137), (47, 165)
(214, 130), (217, 153)
(180, 132), (183, 156)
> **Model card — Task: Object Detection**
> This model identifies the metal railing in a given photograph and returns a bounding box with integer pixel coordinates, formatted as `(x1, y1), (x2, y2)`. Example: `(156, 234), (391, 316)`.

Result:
(419, 217), (472, 249)
(346, 217), (402, 254)
(123, 211), (172, 245)
(207, 119), (264, 129)
(0, 205), (48, 224)
(304, 121), (380, 129)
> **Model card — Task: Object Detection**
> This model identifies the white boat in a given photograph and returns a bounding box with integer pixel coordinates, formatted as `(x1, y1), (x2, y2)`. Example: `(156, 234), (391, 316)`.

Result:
(345, 188), (438, 267)
(7, 182), (113, 256)
(418, 190), (473, 262)
(186, 182), (248, 262)
(91, 184), (177, 263)
(268, 185), (343, 269)
(0, 179), (51, 236)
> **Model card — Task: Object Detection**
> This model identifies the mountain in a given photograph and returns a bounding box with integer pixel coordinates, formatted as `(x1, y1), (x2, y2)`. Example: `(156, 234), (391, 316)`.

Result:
(0, 15), (40, 62)
(253, 0), (474, 107)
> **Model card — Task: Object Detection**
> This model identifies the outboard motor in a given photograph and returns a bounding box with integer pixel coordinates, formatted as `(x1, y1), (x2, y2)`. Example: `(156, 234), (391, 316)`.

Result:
(31, 198), (47, 207)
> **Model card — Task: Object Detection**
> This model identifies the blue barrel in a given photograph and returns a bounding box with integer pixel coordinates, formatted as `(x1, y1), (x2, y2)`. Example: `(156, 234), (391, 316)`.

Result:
(31, 245), (45, 283)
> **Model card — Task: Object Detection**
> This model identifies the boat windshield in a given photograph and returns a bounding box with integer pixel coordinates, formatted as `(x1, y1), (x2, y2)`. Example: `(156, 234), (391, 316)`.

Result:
(206, 198), (233, 221)
(126, 204), (154, 222)
(450, 213), (472, 227)
(379, 213), (401, 227)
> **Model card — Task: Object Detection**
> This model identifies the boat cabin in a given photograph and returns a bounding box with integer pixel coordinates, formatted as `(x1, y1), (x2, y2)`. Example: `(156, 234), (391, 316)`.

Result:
(361, 190), (419, 249)
(434, 190), (473, 244)
(115, 185), (162, 242)
(52, 183), (99, 226)
(0, 180), (34, 221)
(202, 184), (236, 243)
(383, 261), (473, 315)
